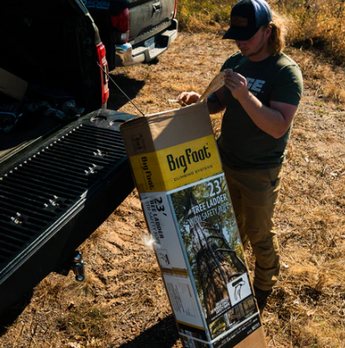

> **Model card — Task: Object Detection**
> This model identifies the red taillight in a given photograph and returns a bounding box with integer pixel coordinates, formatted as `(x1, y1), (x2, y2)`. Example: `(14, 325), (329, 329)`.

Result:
(173, 0), (178, 19)
(111, 8), (130, 43)
(96, 42), (109, 104)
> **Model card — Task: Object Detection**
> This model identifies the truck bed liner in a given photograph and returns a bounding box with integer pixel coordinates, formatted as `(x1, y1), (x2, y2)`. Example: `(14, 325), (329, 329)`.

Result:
(0, 109), (137, 314)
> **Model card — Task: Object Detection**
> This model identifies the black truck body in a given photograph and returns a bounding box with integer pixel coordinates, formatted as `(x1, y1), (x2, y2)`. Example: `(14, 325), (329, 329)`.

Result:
(83, 0), (178, 70)
(0, 0), (136, 316)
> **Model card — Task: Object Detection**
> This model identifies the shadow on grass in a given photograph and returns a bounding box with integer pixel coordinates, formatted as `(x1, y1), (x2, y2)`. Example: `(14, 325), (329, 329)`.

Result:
(0, 291), (33, 337)
(107, 73), (145, 114)
(118, 314), (180, 348)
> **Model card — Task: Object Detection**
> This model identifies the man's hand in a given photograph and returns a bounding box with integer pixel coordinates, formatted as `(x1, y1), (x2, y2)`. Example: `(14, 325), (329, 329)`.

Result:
(177, 91), (201, 105)
(224, 71), (249, 101)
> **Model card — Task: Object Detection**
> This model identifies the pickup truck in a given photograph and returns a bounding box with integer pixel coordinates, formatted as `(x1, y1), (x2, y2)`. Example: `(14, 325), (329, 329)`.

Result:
(83, 0), (178, 70)
(0, 0), (136, 321)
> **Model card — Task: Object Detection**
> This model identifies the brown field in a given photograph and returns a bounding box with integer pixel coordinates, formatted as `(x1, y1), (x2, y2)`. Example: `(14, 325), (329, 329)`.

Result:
(0, 30), (344, 348)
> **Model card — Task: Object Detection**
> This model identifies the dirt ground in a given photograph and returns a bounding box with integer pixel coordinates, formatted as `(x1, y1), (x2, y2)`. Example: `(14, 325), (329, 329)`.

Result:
(0, 31), (344, 348)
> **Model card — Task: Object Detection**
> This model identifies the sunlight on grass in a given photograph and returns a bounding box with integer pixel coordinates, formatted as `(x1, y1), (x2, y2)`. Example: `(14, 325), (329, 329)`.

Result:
(177, 0), (345, 65)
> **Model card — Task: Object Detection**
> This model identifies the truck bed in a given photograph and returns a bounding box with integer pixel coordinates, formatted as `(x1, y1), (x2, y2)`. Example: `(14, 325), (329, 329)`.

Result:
(0, 114), (62, 163)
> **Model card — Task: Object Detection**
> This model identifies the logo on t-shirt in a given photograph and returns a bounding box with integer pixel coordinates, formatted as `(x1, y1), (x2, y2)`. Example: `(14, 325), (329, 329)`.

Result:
(246, 78), (266, 95)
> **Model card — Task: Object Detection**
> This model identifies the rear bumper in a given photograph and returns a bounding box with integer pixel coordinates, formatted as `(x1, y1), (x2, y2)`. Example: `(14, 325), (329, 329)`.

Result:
(115, 19), (178, 66)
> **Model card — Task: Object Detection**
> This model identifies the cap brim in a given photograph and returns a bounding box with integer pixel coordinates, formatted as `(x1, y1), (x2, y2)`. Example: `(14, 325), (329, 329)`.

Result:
(222, 27), (258, 41)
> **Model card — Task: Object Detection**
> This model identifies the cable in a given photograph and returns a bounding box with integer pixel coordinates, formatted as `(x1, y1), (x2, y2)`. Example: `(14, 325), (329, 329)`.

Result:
(97, 62), (146, 117)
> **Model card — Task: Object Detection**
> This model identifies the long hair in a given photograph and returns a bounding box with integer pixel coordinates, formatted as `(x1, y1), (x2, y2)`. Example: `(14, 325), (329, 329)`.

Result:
(266, 11), (287, 55)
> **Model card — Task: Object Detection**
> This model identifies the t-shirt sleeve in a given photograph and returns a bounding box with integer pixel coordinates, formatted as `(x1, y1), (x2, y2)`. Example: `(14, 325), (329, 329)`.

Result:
(220, 58), (233, 72)
(220, 52), (242, 72)
(270, 64), (303, 106)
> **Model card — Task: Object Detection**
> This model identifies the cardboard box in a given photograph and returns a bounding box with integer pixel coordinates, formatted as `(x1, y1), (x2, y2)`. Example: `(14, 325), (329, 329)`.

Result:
(120, 100), (267, 348)
(0, 67), (28, 101)
(120, 102), (222, 194)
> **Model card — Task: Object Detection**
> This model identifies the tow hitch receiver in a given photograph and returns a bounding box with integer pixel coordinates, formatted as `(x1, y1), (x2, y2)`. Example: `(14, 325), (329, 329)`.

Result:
(72, 251), (85, 282)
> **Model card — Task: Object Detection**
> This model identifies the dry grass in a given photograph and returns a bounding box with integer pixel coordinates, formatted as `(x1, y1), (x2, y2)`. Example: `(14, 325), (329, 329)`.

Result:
(1, 20), (345, 348)
(177, 0), (345, 65)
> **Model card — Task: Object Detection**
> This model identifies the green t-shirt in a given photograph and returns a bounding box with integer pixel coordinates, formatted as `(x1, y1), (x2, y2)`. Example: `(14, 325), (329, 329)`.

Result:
(216, 51), (303, 169)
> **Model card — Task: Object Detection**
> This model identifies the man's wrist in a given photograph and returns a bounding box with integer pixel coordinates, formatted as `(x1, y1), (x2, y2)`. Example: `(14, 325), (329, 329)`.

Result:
(237, 90), (255, 105)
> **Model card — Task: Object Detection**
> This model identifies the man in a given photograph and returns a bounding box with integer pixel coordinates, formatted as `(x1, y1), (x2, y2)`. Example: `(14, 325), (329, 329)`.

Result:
(178, 0), (303, 312)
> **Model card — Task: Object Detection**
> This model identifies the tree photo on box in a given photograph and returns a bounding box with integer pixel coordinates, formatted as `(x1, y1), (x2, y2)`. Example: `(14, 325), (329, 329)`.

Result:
(171, 175), (257, 338)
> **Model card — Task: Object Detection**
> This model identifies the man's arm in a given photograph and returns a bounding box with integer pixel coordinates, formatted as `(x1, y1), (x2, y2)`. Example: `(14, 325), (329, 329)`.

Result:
(224, 71), (298, 139)
(177, 88), (226, 114)
(207, 87), (226, 114)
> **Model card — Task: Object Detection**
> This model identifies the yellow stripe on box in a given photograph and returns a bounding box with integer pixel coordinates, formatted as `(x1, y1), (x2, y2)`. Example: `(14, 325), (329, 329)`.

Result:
(129, 135), (222, 192)
(176, 320), (206, 331)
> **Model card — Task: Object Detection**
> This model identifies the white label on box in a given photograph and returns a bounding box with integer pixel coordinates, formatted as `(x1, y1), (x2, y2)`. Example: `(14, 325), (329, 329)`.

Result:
(164, 274), (204, 327)
(142, 194), (187, 270)
(227, 273), (252, 307)
(156, 248), (172, 269)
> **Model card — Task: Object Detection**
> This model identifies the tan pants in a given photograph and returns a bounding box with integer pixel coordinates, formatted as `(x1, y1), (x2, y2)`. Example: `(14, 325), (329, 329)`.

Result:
(222, 164), (282, 291)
